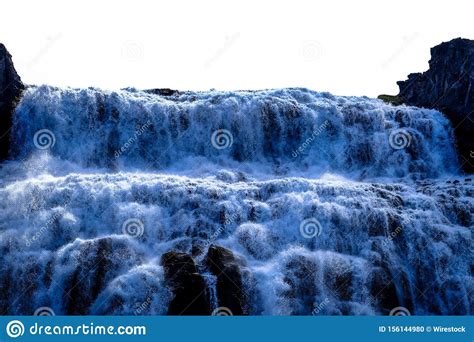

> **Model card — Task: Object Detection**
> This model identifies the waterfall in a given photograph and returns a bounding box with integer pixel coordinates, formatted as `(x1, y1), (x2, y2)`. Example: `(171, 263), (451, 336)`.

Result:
(0, 85), (471, 316)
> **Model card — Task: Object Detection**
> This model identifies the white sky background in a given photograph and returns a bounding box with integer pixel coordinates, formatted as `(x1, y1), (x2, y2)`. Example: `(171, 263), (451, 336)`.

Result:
(1, 0), (473, 97)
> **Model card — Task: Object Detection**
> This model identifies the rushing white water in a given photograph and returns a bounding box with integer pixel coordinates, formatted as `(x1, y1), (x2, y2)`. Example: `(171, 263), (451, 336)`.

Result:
(11, 85), (458, 178)
(0, 85), (471, 315)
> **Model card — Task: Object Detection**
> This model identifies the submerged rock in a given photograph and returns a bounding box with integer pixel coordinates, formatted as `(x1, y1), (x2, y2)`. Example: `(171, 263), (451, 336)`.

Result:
(161, 251), (211, 315)
(397, 38), (474, 173)
(0, 43), (24, 161)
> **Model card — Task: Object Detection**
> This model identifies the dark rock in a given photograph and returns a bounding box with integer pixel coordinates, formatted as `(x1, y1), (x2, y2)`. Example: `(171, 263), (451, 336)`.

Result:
(145, 88), (180, 96)
(281, 254), (318, 315)
(369, 266), (400, 314)
(64, 238), (113, 315)
(161, 251), (211, 315)
(397, 38), (474, 173)
(63, 237), (141, 315)
(323, 256), (353, 301)
(0, 43), (25, 161)
(205, 245), (247, 315)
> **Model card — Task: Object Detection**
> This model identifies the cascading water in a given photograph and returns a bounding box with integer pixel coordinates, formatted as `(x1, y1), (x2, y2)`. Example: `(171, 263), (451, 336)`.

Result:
(0, 85), (472, 316)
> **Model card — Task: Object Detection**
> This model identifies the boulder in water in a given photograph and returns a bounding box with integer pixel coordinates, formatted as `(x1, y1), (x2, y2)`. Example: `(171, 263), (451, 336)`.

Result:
(0, 43), (24, 161)
(161, 251), (211, 315)
(205, 245), (247, 315)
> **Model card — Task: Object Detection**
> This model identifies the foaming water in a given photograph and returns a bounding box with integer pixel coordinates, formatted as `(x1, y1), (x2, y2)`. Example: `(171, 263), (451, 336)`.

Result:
(11, 86), (458, 178)
(0, 86), (471, 315)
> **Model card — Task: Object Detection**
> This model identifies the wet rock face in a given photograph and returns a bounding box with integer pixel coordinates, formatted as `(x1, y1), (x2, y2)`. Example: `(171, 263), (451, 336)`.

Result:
(0, 43), (24, 161)
(397, 38), (474, 173)
(161, 251), (211, 315)
(61, 237), (142, 315)
(206, 245), (247, 315)
(64, 238), (114, 315)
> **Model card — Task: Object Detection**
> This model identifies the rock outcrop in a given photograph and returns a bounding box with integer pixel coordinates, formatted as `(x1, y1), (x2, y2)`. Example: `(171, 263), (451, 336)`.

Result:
(61, 237), (142, 315)
(0, 43), (24, 161)
(160, 246), (247, 316)
(206, 245), (247, 315)
(397, 38), (474, 173)
(161, 251), (211, 315)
